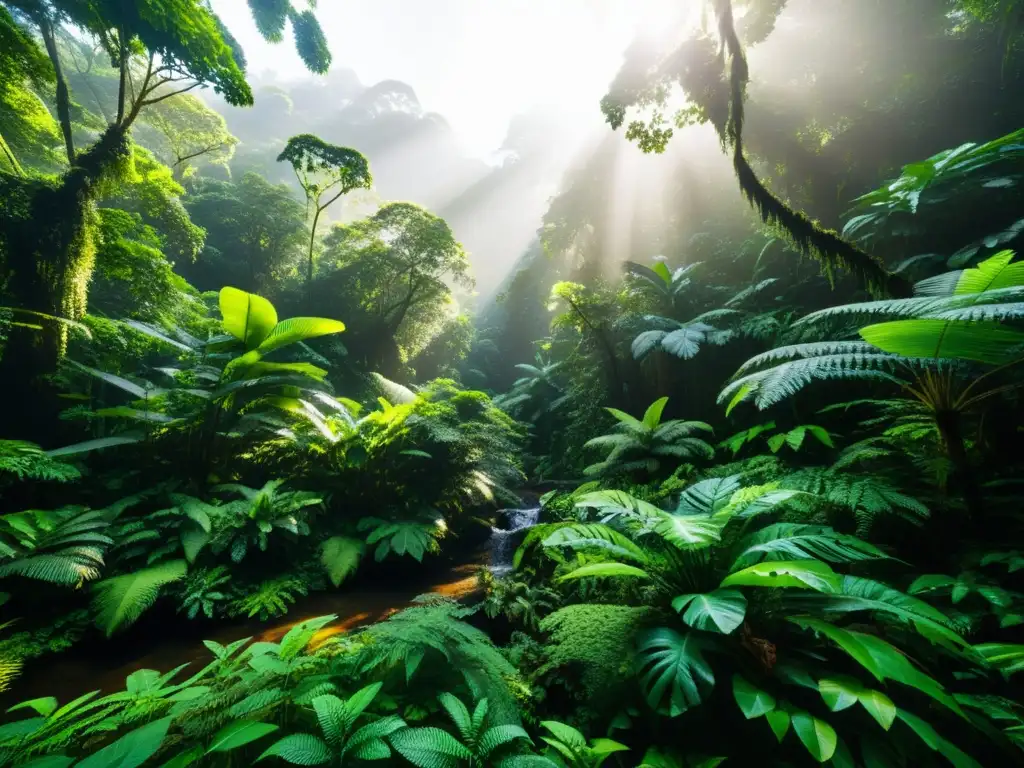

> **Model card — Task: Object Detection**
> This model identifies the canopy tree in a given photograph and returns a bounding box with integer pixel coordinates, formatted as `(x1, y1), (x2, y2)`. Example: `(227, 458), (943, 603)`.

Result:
(309, 202), (472, 372)
(276, 133), (373, 289)
(184, 173), (308, 294)
(0, 0), (329, 441)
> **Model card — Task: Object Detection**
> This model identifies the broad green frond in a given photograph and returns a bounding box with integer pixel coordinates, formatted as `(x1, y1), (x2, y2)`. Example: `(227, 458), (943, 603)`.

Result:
(636, 628), (714, 717)
(541, 524), (648, 563)
(731, 525), (888, 569)
(92, 560), (188, 637)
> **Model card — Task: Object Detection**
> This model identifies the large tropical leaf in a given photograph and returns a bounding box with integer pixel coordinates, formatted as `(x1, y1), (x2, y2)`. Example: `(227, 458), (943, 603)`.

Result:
(92, 560), (187, 637)
(720, 561), (841, 593)
(731, 525), (887, 569)
(557, 563), (651, 582)
(789, 617), (963, 715)
(257, 318), (346, 355)
(672, 590), (746, 634)
(636, 628), (715, 717)
(675, 476), (742, 516)
(389, 726), (474, 768)
(860, 319), (1024, 364)
(786, 576), (966, 647)
(258, 732), (332, 765)
(955, 250), (1024, 294)
(651, 512), (724, 550)
(75, 716), (172, 768)
(219, 287), (278, 349)
(642, 397), (669, 430)
(540, 524), (647, 563)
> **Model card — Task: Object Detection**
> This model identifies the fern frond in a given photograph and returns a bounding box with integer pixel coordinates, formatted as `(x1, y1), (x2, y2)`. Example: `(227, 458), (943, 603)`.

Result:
(92, 560), (187, 637)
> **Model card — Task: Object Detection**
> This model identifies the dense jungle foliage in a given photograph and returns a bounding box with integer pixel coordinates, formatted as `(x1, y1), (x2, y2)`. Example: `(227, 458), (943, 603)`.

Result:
(2, 0), (1024, 765)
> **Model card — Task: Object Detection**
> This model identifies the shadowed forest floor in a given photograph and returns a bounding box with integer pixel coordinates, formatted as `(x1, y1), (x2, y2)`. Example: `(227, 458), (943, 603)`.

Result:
(3, 563), (481, 708)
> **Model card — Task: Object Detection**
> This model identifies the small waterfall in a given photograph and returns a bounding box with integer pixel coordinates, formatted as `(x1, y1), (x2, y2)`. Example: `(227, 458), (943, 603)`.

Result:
(489, 507), (540, 576)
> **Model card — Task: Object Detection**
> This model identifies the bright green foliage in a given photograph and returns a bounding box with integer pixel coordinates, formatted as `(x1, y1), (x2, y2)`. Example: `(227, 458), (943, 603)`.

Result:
(230, 576), (308, 620)
(321, 536), (364, 588)
(538, 720), (627, 767)
(583, 397), (714, 477)
(211, 480), (320, 562)
(91, 559), (187, 636)
(0, 440), (79, 483)
(259, 682), (404, 764)
(390, 693), (535, 767)
(0, 507), (114, 586)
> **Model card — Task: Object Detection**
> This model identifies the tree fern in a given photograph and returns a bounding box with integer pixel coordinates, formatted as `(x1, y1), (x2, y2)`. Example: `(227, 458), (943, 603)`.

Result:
(92, 560), (187, 636)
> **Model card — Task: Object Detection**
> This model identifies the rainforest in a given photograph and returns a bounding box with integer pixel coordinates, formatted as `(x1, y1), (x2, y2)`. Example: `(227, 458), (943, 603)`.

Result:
(1, 0), (1024, 765)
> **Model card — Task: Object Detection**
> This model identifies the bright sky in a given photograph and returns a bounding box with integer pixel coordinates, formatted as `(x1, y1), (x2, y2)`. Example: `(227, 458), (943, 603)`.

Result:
(211, 0), (682, 156)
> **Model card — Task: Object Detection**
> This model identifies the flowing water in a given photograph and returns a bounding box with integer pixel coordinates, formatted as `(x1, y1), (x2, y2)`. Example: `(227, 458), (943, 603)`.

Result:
(489, 506), (541, 576)
(2, 563), (482, 707)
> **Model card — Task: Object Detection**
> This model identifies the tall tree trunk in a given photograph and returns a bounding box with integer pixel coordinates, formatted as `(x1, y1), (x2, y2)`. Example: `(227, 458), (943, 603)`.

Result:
(306, 206), (323, 298)
(38, 15), (75, 165)
(0, 126), (132, 443)
(0, 131), (23, 175)
(933, 408), (981, 555)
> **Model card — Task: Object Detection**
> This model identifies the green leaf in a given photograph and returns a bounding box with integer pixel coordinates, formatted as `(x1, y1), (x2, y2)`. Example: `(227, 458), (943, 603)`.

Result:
(256, 317), (346, 355)
(557, 562), (650, 582)
(320, 537), (363, 588)
(976, 643), (1024, 676)
(732, 525), (887, 568)
(790, 617), (963, 716)
(819, 677), (862, 712)
(46, 435), (143, 458)
(858, 688), (897, 730)
(955, 250), (1024, 294)
(389, 726), (474, 768)
(652, 513), (724, 551)
(642, 397), (669, 430)
(92, 561), (187, 637)
(787, 576), (966, 647)
(896, 709), (983, 768)
(207, 721), (279, 753)
(158, 746), (203, 768)
(477, 724), (531, 759)
(76, 717), (172, 768)
(725, 383), (752, 416)
(765, 709), (790, 742)
(767, 433), (786, 453)
(6, 697), (58, 717)
(732, 675), (776, 719)
(673, 590), (747, 634)
(675, 476), (742, 516)
(220, 286), (278, 349)
(258, 733), (332, 765)
(791, 711), (837, 762)
(637, 628), (714, 717)
(721, 560), (841, 592)
(806, 425), (834, 448)
(860, 319), (1024, 365)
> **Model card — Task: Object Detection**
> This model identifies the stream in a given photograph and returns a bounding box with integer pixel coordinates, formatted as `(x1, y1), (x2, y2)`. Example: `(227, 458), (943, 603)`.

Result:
(3, 502), (543, 708)
(489, 506), (541, 576)
(3, 563), (481, 707)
